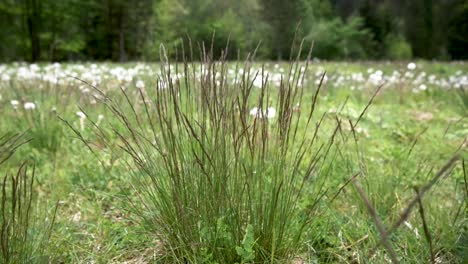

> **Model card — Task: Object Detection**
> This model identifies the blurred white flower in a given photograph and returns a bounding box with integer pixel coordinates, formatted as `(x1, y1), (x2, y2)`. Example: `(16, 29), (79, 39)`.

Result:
(249, 107), (259, 116)
(253, 76), (265, 88)
(76, 111), (86, 119)
(77, 111), (86, 131)
(265, 107), (276, 119)
(369, 71), (383, 84)
(158, 79), (168, 90)
(404, 221), (420, 239)
(136, 80), (145, 89)
(327, 108), (336, 114)
(419, 84), (427, 91)
(315, 75), (328, 85)
(96, 114), (104, 126)
(10, 100), (19, 109)
(404, 72), (414, 78)
(24, 102), (36, 110)
(407, 62), (416, 70)
(1, 74), (10, 81)
(249, 107), (276, 119)
(29, 64), (40, 71)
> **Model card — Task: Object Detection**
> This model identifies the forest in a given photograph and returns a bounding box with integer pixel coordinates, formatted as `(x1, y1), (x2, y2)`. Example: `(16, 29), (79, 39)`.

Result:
(1, 0), (467, 62)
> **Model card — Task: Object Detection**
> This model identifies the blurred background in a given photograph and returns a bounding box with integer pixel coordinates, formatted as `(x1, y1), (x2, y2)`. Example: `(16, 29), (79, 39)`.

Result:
(1, 0), (467, 62)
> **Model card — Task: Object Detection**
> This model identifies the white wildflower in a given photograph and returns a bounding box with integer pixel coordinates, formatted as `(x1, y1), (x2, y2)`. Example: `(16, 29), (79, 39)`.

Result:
(419, 84), (427, 91)
(77, 111), (86, 131)
(249, 107), (276, 119)
(249, 107), (259, 117)
(369, 71), (383, 84)
(96, 114), (104, 126)
(265, 107), (276, 119)
(24, 102), (36, 110)
(124, 75), (133, 83)
(158, 79), (168, 90)
(10, 100), (19, 109)
(136, 80), (145, 89)
(404, 72), (414, 78)
(253, 76), (265, 88)
(407, 62), (416, 70)
(76, 111), (86, 119)
(404, 221), (420, 239)
(29, 64), (40, 71)
(315, 75), (328, 85)
(1, 74), (10, 82)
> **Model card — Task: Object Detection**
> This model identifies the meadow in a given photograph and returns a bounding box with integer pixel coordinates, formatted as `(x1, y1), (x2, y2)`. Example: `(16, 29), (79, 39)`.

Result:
(0, 57), (467, 263)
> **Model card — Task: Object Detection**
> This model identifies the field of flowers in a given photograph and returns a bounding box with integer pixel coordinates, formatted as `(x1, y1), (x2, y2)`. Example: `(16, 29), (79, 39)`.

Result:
(0, 60), (467, 263)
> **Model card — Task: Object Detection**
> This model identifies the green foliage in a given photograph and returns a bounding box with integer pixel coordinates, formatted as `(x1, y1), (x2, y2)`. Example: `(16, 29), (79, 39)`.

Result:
(259, 0), (306, 59)
(306, 16), (374, 59)
(235, 224), (255, 263)
(385, 34), (413, 60)
(1, 0), (466, 60)
(146, 0), (258, 60)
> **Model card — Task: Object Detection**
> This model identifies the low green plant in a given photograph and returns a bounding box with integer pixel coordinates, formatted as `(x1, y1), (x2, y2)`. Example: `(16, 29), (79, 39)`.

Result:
(0, 133), (58, 263)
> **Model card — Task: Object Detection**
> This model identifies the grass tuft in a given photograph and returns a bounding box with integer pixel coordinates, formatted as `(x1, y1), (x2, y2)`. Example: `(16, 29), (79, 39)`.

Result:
(0, 133), (58, 263)
(77, 43), (345, 263)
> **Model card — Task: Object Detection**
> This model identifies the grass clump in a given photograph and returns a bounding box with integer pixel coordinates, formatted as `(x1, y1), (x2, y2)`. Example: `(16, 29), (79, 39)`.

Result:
(79, 44), (343, 263)
(0, 133), (58, 263)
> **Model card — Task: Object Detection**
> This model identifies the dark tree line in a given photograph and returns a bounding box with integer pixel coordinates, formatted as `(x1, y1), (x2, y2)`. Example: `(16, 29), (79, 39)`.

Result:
(0, 0), (467, 61)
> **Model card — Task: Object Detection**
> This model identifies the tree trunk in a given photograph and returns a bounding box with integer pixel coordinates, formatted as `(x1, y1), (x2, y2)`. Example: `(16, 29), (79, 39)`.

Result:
(423, 0), (434, 58)
(26, 0), (41, 61)
(119, 5), (127, 62)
